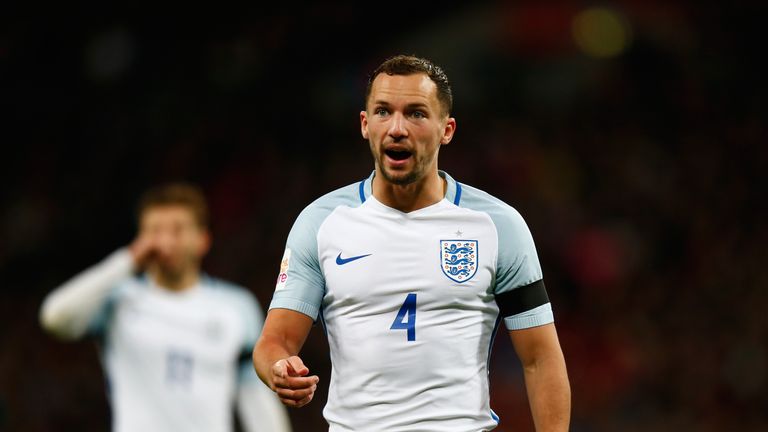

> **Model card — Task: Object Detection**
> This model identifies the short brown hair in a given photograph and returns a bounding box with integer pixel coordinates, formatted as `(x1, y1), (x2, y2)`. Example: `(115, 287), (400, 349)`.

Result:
(137, 183), (209, 228)
(365, 55), (453, 115)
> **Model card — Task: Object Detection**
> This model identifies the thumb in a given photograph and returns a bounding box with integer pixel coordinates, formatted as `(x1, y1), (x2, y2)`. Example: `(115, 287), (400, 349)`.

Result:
(286, 356), (309, 377)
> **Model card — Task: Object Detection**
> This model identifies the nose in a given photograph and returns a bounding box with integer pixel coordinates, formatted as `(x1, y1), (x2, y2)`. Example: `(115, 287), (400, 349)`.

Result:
(387, 112), (408, 141)
(155, 230), (177, 254)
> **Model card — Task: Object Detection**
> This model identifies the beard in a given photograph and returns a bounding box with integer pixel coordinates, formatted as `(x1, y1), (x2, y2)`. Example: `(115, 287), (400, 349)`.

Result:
(378, 163), (421, 185)
(370, 142), (436, 186)
(149, 262), (184, 283)
(148, 255), (197, 288)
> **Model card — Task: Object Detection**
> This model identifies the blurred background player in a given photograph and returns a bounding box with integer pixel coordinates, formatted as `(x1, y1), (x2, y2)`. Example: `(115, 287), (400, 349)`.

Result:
(39, 183), (291, 432)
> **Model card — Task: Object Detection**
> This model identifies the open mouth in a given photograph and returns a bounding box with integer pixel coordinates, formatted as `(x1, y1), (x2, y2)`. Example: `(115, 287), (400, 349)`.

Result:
(385, 149), (412, 161)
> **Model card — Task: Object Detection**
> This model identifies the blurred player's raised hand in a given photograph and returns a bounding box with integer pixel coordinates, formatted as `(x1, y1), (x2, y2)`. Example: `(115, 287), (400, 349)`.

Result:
(270, 356), (319, 408)
(129, 235), (158, 270)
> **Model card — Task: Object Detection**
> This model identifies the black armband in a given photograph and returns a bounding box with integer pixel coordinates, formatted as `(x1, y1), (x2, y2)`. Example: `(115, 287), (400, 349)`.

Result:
(495, 279), (549, 318)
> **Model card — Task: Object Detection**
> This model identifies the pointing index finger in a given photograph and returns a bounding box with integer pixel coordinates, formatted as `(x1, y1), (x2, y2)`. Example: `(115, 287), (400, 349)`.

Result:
(286, 356), (309, 376)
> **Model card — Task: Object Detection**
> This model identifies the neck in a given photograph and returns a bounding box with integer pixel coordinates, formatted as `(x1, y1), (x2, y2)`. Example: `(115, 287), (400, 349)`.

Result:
(149, 267), (200, 292)
(372, 169), (446, 213)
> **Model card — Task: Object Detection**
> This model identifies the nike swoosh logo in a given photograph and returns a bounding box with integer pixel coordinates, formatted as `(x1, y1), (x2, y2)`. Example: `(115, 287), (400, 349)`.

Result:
(336, 252), (372, 265)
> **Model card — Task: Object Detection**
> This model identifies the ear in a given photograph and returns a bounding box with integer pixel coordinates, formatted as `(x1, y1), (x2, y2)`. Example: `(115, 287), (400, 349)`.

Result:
(360, 110), (369, 139)
(197, 230), (212, 257)
(440, 117), (457, 145)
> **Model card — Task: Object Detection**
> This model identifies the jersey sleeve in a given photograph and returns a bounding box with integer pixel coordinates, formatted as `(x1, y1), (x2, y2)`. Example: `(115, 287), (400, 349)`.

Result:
(268, 204), (328, 321)
(493, 206), (543, 293)
(40, 248), (133, 339)
(86, 281), (125, 336)
(491, 205), (554, 330)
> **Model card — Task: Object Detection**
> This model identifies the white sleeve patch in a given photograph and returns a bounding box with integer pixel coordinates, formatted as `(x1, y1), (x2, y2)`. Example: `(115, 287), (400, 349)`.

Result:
(274, 248), (291, 292)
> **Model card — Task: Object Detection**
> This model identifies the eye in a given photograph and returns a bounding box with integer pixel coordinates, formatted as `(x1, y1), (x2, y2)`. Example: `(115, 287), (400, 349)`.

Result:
(374, 107), (389, 117)
(411, 111), (426, 119)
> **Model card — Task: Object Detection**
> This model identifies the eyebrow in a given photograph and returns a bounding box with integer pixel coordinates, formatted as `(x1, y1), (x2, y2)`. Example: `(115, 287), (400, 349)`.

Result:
(372, 100), (431, 111)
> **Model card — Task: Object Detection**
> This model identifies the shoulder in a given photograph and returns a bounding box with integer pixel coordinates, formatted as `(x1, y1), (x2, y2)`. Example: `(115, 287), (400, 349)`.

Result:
(202, 276), (249, 294)
(201, 276), (265, 342)
(298, 181), (363, 221)
(288, 180), (365, 240)
(201, 276), (261, 311)
(457, 183), (529, 234)
(112, 274), (149, 299)
(455, 181), (543, 291)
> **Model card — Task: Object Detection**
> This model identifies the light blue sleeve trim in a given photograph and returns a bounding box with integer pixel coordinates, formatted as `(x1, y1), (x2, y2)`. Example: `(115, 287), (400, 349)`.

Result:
(269, 298), (320, 320)
(269, 182), (363, 320)
(504, 303), (554, 330)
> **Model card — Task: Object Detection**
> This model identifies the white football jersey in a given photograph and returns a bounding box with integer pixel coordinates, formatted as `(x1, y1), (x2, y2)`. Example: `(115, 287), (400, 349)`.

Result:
(91, 275), (262, 432)
(271, 171), (554, 431)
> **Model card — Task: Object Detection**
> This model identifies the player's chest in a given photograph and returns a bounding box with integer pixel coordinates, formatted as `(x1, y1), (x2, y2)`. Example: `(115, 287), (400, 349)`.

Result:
(318, 208), (498, 303)
(112, 291), (242, 362)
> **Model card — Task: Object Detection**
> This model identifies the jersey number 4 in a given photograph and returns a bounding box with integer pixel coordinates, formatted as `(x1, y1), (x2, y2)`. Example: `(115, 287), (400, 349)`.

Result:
(390, 293), (417, 341)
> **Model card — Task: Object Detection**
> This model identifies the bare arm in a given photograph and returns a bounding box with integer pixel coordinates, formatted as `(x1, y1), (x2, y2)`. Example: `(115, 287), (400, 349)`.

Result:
(252, 308), (318, 408)
(509, 323), (570, 431)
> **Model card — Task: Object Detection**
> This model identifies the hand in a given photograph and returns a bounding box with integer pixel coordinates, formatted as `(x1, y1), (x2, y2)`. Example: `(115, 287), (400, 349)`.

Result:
(129, 235), (158, 270)
(270, 356), (319, 408)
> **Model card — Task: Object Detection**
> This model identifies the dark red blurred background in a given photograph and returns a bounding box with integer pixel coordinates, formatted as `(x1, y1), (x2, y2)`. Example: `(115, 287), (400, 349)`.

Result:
(1, 2), (766, 431)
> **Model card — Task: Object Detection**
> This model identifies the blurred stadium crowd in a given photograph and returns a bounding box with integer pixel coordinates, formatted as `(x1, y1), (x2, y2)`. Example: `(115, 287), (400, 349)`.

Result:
(1, 2), (765, 431)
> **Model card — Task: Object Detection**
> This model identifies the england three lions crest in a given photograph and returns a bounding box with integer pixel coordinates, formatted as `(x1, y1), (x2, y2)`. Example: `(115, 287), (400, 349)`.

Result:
(441, 240), (478, 283)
